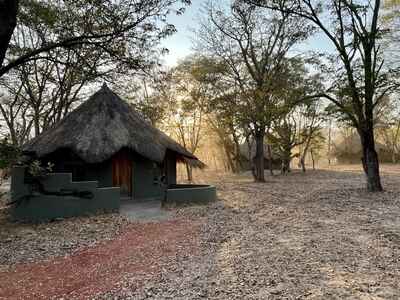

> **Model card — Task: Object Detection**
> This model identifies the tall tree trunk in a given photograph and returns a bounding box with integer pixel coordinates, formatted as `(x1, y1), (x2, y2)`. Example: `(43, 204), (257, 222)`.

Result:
(0, 0), (18, 69)
(392, 121), (400, 163)
(281, 149), (291, 175)
(224, 143), (236, 173)
(34, 111), (41, 137)
(267, 143), (274, 176)
(300, 157), (306, 173)
(245, 136), (257, 180)
(300, 136), (312, 173)
(311, 150), (315, 170)
(281, 158), (290, 175)
(233, 143), (243, 173)
(185, 163), (193, 182)
(254, 128), (265, 182)
(391, 149), (396, 164)
(359, 129), (383, 192)
(327, 119), (332, 166)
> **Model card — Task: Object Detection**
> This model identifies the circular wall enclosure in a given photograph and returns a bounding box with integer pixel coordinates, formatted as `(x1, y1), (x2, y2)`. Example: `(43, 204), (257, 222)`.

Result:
(166, 184), (216, 205)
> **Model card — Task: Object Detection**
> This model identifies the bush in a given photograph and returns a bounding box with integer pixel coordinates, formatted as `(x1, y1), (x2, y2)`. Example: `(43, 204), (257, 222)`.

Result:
(0, 138), (20, 173)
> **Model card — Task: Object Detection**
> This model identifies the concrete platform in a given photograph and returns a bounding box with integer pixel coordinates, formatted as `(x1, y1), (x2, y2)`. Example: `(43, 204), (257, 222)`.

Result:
(119, 200), (172, 222)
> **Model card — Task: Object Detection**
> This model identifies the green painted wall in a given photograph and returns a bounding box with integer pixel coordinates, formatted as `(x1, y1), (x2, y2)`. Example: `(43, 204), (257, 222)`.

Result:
(132, 156), (165, 201)
(166, 184), (217, 205)
(165, 151), (177, 185)
(42, 148), (178, 201)
(11, 167), (120, 222)
(84, 161), (113, 187)
(43, 149), (113, 187)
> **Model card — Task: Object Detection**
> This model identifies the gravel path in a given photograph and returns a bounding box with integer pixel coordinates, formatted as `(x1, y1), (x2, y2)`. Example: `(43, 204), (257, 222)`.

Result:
(1, 166), (400, 299)
(0, 219), (200, 299)
(0, 213), (129, 267)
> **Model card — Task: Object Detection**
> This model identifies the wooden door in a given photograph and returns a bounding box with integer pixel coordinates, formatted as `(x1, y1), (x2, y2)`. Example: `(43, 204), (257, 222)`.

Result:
(112, 149), (132, 197)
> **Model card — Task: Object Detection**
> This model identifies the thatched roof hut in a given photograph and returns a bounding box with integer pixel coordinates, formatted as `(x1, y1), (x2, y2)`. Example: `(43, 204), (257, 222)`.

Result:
(23, 84), (204, 200)
(333, 133), (392, 164)
(24, 84), (204, 168)
(239, 142), (282, 170)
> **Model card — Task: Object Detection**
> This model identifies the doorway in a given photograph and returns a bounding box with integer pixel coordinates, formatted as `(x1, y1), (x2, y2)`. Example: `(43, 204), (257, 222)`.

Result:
(112, 149), (132, 197)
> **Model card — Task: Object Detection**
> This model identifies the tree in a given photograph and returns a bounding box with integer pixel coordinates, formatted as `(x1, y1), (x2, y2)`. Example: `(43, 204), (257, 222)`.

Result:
(0, 24), (109, 140)
(246, 0), (400, 191)
(170, 58), (210, 181)
(196, 0), (311, 181)
(381, 0), (400, 66)
(308, 130), (325, 169)
(375, 94), (400, 162)
(262, 57), (325, 174)
(120, 71), (175, 128)
(0, 137), (20, 183)
(0, 1), (192, 144)
(0, 88), (32, 146)
(0, 0), (18, 69)
(269, 114), (300, 174)
(0, 0), (191, 78)
(130, 58), (207, 181)
(297, 100), (325, 172)
(179, 55), (246, 173)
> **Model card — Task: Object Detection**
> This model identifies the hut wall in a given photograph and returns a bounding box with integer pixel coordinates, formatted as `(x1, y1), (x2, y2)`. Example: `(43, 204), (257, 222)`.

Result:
(132, 155), (165, 201)
(10, 167), (120, 222)
(42, 149), (113, 187)
(84, 161), (113, 187)
(164, 151), (177, 186)
(42, 149), (176, 201)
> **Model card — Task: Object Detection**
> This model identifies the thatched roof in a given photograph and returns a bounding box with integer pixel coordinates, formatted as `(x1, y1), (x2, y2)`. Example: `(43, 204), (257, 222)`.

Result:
(24, 84), (205, 168)
(333, 133), (387, 154)
(239, 142), (278, 160)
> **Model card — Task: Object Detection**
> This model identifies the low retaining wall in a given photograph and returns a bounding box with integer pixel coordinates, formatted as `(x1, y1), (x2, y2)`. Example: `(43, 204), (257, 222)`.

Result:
(11, 167), (120, 222)
(166, 184), (217, 205)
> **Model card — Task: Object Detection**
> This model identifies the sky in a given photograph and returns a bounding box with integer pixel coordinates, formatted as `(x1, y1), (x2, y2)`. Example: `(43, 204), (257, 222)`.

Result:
(161, 0), (335, 67)
(161, 0), (206, 66)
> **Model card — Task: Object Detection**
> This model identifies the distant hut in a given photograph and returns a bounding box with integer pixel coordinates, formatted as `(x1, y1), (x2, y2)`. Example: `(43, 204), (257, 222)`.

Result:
(239, 142), (282, 171)
(24, 84), (204, 201)
(333, 133), (392, 164)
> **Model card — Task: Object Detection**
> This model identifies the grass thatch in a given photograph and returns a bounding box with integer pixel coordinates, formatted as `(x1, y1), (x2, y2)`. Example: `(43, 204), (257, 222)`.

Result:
(24, 84), (205, 168)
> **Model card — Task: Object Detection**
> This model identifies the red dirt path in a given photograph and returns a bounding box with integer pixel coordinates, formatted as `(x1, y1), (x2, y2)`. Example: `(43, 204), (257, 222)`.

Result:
(0, 219), (200, 300)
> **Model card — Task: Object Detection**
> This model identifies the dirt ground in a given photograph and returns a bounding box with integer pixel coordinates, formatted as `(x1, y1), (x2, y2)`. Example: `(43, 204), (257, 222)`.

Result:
(1, 164), (400, 299)
(118, 165), (400, 299)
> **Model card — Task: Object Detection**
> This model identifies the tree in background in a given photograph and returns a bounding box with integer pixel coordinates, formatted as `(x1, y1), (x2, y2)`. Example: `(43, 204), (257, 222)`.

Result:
(0, 0), (191, 77)
(264, 57), (325, 174)
(382, 0), (400, 65)
(0, 47), (103, 140)
(0, 0), (191, 145)
(120, 71), (175, 128)
(0, 86), (32, 146)
(170, 57), (211, 181)
(246, 0), (400, 191)
(196, 0), (312, 181)
(297, 100), (325, 172)
(127, 58), (207, 181)
(308, 130), (326, 170)
(0, 137), (20, 183)
(268, 114), (299, 174)
(375, 94), (400, 163)
(179, 56), (246, 173)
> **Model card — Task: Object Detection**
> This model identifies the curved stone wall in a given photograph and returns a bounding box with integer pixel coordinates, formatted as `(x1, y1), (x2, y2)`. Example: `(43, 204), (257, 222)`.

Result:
(166, 184), (217, 205)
